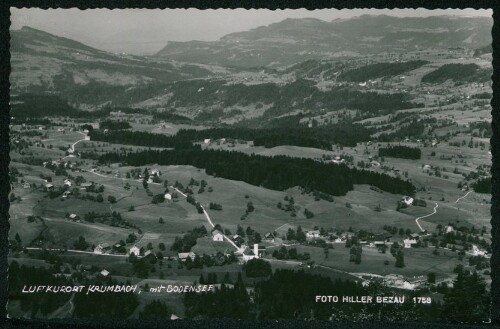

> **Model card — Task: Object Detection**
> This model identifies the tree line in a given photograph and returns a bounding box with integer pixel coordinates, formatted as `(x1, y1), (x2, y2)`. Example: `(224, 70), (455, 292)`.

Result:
(96, 146), (417, 197)
(378, 145), (422, 160)
(89, 124), (372, 149)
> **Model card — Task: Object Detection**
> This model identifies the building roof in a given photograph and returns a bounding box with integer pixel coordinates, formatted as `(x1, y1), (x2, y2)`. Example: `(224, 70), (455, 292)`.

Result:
(100, 269), (109, 276)
(242, 247), (255, 256)
(212, 230), (223, 236)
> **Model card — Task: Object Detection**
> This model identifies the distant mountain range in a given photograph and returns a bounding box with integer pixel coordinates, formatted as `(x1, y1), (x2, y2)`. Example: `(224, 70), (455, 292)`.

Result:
(9, 15), (492, 109)
(156, 15), (492, 67)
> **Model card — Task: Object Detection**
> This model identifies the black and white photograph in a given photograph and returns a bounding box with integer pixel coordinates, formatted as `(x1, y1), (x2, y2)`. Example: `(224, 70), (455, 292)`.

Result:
(6, 6), (495, 324)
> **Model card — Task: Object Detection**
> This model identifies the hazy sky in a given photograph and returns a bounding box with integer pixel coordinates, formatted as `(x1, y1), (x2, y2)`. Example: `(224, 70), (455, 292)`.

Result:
(10, 8), (493, 55)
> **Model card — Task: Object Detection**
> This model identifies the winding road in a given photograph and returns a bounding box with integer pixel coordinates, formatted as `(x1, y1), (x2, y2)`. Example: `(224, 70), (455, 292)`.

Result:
(414, 202), (438, 232)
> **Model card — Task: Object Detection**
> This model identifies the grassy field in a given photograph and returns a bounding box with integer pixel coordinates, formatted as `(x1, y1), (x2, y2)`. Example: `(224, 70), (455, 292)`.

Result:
(283, 244), (467, 281)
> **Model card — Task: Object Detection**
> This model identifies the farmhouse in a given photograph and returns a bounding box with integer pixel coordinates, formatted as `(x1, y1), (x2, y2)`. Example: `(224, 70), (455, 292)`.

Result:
(150, 168), (160, 176)
(178, 252), (196, 262)
(100, 269), (110, 277)
(45, 183), (54, 190)
(68, 213), (78, 220)
(165, 193), (172, 201)
(94, 243), (111, 254)
(57, 128), (65, 132)
(445, 225), (454, 233)
(212, 230), (224, 242)
(422, 164), (431, 172)
(409, 233), (420, 240)
(63, 179), (71, 187)
(129, 245), (140, 256)
(264, 232), (275, 241)
(62, 190), (72, 198)
(204, 139), (211, 144)
(401, 196), (414, 206)
(22, 182), (31, 189)
(471, 244), (486, 256)
(232, 235), (244, 245)
(144, 250), (156, 258)
(403, 238), (417, 248)
(306, 230), (321, 239)
(80, 182), (94, 191)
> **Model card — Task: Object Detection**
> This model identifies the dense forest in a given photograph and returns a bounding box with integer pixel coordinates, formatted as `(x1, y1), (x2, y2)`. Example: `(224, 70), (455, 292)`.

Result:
(338, 61), (429, 82)
(378, 145), (422, 160)
(90, 124), (372, 149)
(421, 64), (492, 84)
(95, 146), (416, 196)
(473, 177), (491, 194)
(183, 268), (489, 322)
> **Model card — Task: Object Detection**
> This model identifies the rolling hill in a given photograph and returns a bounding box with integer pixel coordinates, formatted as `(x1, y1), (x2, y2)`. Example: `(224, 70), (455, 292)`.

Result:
(10, 26), (214, 108)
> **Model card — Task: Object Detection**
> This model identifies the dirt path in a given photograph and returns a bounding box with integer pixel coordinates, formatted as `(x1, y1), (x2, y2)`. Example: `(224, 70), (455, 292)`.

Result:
(415, 202), (438, 232)
(455, 190), (473, 204)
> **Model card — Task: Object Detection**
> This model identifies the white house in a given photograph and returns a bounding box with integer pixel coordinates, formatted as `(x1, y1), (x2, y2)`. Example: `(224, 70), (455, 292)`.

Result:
(445, 225), (454, 233)
(241, 244), (259, 262)
(401, 196), (414, 206)
(403, 238), (417, 248)
(64, 179), (72, 187)
(306, 230), (321, 239)
(45, 183), (54, 190)
(69, 213), (78, 220)
(165, 193), (172, 201)
(100, 269), (110, 277)
(422, 164), (431, 172)
(129, 245), (140, 256)
(94, 243), (111, 254)
(402, 280), (416, 290)
(212, 230), (224, 242)
(204, 139), (211, 144)
(150, 168), (160, 176)
(178, 252), (196, 262)
(471, 244), (486, 256)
